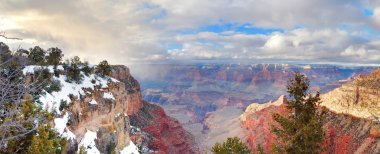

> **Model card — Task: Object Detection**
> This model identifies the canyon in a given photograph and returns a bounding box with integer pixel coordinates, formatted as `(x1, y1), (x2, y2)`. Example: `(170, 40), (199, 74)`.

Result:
(25, 63), (380, 153)
(130, 63), (376, 151)
(241, 68), (380, 153)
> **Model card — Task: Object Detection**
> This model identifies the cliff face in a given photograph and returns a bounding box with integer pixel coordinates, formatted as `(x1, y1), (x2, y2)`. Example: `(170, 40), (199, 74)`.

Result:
(241, 69), (380, 153)
(25, 65), (196, 153)
(67, 81), (133, 153)
(129, 101), (198, 154)
(321, 69), (380, 119)
(111, 65), (197, 153)
(241, 97), (380, 153)
(111, 65), (143, 115)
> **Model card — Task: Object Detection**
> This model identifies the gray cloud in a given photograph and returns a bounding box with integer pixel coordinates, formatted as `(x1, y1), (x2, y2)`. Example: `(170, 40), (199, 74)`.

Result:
(0, 0), (379, 64)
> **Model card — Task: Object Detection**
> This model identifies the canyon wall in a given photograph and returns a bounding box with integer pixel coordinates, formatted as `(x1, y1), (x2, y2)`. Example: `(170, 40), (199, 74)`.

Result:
(241, 69), (380, 153)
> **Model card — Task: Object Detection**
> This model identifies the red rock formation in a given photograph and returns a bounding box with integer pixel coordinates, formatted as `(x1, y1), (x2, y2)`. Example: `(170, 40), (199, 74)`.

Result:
(241, 97), (380, 153)
(129, 101), (198, 154)
(111, 65), (143, 115)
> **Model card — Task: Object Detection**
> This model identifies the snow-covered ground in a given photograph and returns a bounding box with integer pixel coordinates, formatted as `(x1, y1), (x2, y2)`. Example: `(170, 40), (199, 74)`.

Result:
(120, 141), (140, 154)
(79, 130), (100, 154)
(23, 65), (64, 75)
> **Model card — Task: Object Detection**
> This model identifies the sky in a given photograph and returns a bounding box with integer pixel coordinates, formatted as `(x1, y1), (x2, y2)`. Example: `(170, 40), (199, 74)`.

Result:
(0, 0), (380, 65)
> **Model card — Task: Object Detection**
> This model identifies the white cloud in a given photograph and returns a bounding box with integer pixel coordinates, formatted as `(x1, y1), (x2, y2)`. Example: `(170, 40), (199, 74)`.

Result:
(341, 46), (367, 57)
(264, 34), (285, 50)
(0, 0), (379, 64)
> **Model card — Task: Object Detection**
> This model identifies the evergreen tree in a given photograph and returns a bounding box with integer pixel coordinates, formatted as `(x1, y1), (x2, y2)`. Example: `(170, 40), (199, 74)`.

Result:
(28, 125), (67, 154)
(82, 61), (93, 76)
(271, 73), (325, 153)
(0, 42), (12, 63)
(212, 137), (251, 154)
(28, 46), (46, 65)
(96, 60), (112, 77)
(46, 47), (64, 67)
(66, 56), (82, 83)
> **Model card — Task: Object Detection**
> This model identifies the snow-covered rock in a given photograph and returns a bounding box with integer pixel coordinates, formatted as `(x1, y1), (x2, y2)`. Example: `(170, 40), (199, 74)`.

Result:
(79, 130), (100, 154)
(103, 92), (115, 100)
(120, 141), (140, 154)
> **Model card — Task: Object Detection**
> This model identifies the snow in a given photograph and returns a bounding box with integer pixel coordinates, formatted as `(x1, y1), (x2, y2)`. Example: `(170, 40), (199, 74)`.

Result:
(79, 130), (100, 154)
(63, 128), (76, 140)
(120, 141), (140, 154)
(25, 65), (124, 152)
(89, 99), (97, 105)
(23, 65), (64, 75)
(38, 73), (118, 114)
(54, 113), (69, 135)
(103, 92), (115, 100)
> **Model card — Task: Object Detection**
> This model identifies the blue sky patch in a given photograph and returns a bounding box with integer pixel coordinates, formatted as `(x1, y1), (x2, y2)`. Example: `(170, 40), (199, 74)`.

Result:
(364, 8), (374, 17)
(180, 23), (284, 35)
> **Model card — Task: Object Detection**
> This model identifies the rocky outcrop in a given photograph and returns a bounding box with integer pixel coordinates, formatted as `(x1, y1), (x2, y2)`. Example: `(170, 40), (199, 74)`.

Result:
(240, 96), (288, 153)
(241, 97), (380, 153)
(111, 65), (143, 115)
(66, 79), (134, 152)
(321, 68), (380, 120)
(130, 101), (198, 154)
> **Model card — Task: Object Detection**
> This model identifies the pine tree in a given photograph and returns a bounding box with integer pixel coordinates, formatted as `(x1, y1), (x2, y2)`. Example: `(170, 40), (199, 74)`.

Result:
(96, 60), (112, 77)
(46, 47), (63, 67)
(271, 72), (325, 153)
(212, 137), (251, 154)
(82, 61), (93, 76)
(28, 125), (67, 154)
(66, 56), (82, 83)
(28, 46), (46, 65)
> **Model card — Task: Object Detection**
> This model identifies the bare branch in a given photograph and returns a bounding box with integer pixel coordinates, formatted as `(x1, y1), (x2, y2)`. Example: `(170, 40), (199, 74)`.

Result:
(0, 32), (22, 40)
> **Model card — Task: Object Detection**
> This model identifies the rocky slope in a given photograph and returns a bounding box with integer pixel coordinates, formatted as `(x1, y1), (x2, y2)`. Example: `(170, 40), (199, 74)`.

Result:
(25, 65), (196, 154)
(321, 68), (380, 119)
(129, 101), (198, 154)
(241, 69), (380, 153)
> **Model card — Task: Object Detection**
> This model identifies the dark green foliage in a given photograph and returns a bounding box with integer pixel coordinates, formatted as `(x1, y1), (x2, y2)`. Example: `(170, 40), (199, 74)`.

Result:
(46, 80), (61, 93)
(68, 94), (75, 100)
(271, 72), (325, 153)
(28, 46), (46, 65)
(54, 68), (60, 77)
(0, 42), (12, 63)
(32, 68), (52, 96)
(82, 61), (93, 76)
(106, 142), (117, 154)
(96, 60), (112, 77)
(212, 137), (251, 154)
(16, 48), (29, 56)
(66, 56), (82, 83)
(59, 100), (68, 111)
(46, 47), (63, 67)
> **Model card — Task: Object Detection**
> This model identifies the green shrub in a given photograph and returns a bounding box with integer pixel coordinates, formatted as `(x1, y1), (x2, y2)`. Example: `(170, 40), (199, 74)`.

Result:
(46, 80), (61, 93)
(212, 137), (251, 154)
(59, 100), (68, 111)
(82, 61), (93, 76)
(96, 60), (111, 77)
